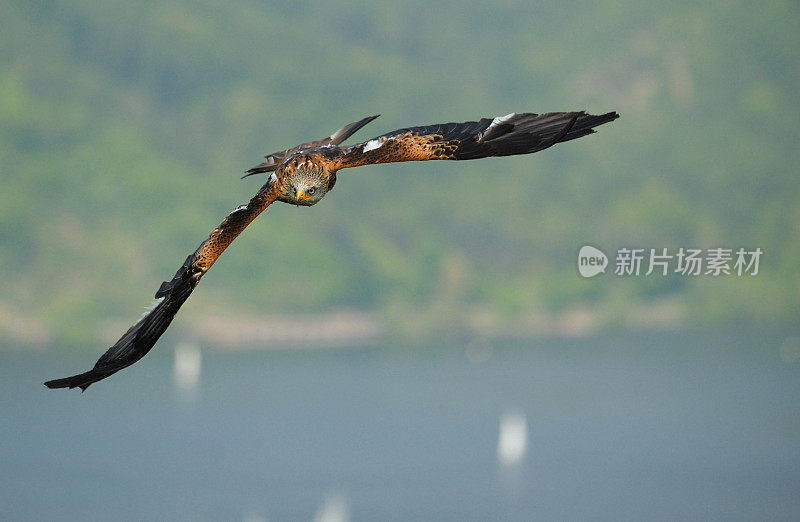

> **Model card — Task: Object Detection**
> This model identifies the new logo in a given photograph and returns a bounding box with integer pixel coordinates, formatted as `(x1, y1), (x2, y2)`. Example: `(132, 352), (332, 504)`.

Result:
(578, 245), (608, 278)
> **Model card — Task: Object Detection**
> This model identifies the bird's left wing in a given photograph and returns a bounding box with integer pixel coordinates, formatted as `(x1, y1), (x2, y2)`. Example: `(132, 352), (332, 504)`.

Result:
(44, 179), (281, 391)
(330, 111), (618, 170)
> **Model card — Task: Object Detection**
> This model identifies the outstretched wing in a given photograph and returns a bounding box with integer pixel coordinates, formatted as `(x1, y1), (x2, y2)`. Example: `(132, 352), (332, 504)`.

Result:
(44, 179), (281, 391)
(243, 115), (380, 177)
(331, 111), (618, 170)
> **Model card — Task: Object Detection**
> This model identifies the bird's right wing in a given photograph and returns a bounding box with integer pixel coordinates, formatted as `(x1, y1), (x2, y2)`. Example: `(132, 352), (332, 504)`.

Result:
(44, 179), (281, 391)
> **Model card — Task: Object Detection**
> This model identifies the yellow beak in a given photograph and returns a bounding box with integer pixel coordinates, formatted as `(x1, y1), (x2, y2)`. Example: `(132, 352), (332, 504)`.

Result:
(296, 189), (305, 201)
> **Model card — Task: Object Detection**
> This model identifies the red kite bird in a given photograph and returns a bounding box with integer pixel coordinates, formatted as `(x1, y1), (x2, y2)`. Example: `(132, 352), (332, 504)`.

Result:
(45, 111), (618, 391)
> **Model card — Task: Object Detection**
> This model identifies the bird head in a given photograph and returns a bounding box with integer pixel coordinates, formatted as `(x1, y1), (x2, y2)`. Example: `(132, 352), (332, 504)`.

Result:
(276, 167), (328, 206)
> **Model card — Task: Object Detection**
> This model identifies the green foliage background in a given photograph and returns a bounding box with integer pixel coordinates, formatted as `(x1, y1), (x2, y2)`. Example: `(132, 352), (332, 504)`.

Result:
(1, 0), (798, 348)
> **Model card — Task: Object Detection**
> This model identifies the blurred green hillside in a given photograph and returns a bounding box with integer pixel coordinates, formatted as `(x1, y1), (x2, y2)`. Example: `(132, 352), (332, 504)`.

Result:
(1, 0), (798, 348)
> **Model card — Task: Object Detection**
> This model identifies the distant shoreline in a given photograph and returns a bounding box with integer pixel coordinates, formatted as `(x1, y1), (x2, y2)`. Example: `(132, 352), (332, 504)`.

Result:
(142, 299), (687, 350)
(2, 299), (750, 352)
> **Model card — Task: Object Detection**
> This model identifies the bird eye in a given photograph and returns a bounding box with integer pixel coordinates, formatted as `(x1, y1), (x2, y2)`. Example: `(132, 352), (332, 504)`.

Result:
(308, 187), (316, 195)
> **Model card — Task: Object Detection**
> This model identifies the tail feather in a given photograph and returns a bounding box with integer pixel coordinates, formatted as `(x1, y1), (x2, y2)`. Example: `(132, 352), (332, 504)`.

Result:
(328, 114), (381, 146)
(243, 115), (380, 177)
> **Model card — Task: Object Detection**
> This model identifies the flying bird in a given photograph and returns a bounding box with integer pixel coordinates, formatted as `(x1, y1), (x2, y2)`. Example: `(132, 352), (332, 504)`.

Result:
(45, 110), (618, 391)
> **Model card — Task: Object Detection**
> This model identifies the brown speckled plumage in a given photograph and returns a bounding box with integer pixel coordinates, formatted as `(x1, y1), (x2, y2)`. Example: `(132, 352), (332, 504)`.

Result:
(194, 182), (280, 272)
(45, 110), (618, 391)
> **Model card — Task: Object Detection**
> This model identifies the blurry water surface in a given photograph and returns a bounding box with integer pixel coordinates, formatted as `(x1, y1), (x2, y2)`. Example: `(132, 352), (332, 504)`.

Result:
(2, 329), (799, 520)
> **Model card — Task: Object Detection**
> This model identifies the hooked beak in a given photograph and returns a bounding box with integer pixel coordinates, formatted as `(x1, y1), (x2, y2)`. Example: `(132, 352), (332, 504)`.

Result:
(295, 189), (312, 203)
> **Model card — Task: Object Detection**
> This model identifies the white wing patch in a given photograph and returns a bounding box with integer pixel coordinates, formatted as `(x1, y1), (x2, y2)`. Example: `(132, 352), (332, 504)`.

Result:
(490, 113), (516, 129)
(363, 138), (384, 153)
(363, 135), (397, 153)
(478, 113), (518, 142)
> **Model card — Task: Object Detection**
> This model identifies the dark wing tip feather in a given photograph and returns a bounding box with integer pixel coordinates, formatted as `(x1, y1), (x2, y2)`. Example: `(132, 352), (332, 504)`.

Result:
(44, 267), (198, 391)
(473, 110), (618, 157)
(44, 372), (98, 391)
(555, 111), (619, 143)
